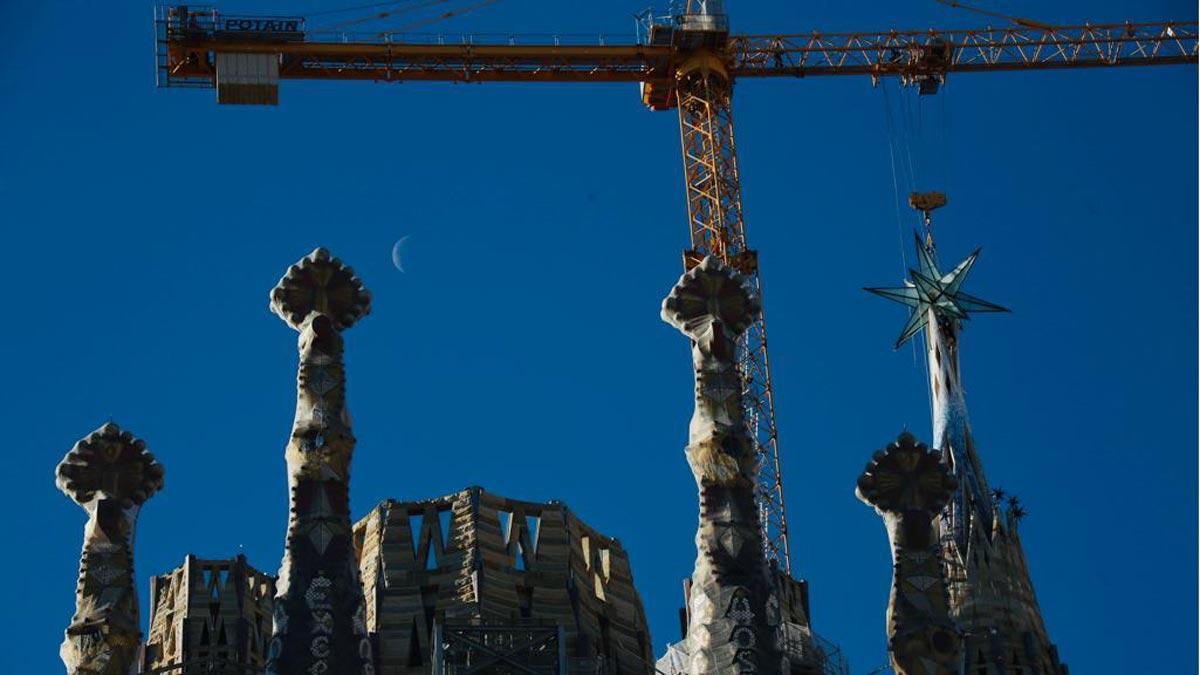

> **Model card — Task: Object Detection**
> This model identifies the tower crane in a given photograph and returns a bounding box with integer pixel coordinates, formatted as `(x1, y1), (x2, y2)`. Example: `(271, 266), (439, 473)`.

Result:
(155, 2), (1197, 581)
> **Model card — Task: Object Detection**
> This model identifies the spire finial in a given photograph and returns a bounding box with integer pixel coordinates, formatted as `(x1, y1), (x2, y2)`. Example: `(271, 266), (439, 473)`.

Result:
(857, 432), (958, 515)
(57, 422), (164, 675)
(270, 247), (371, 332)
(857, 433), (961, 674)
(864, 226), (1009, 349)
(1010, 503), (1028, 523)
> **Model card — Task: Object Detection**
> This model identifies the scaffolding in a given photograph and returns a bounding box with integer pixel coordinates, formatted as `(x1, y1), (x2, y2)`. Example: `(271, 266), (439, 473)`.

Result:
(432, 620), (566, 675)
(655, 623), (849, 675)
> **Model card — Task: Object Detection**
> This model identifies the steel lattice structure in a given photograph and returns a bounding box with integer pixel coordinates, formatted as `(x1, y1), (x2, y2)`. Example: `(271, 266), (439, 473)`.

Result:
(730, 22), (1199, 78)
(155, 3), (1198, 575)
(674, 53), (791, 568)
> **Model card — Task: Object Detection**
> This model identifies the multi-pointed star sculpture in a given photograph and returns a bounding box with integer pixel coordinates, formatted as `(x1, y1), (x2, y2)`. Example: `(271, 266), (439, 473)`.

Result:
(866, 233), (1009, 349)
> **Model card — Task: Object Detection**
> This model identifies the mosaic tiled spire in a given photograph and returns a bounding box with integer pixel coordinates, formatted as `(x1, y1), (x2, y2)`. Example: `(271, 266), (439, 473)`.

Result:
(266, 248), (375, 675)
(867, 232), (1068, 674)
(865, 231), (1008, 558)
(56, 422), (165, 675)
(857, 432), (960, 675)
(662, 256), (783, 674)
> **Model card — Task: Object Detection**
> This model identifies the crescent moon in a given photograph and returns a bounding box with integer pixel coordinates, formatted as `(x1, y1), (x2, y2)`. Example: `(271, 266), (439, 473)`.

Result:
(391, 236), (410, 273)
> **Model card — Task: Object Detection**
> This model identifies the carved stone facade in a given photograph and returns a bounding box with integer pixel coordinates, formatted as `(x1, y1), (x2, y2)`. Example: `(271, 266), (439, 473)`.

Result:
(142, 555), (276, 672)
(266, 248), (376, 674)
(660, 256), (784, 674)
(857, 433), (960, 675)
(353, 487), (654, 674)
(57, 422), (165, 675)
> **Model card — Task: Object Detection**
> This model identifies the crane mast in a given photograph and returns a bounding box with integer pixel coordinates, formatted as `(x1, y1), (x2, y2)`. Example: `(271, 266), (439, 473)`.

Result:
(660, 5), (794, 571)
(155, 4), (1198, 578)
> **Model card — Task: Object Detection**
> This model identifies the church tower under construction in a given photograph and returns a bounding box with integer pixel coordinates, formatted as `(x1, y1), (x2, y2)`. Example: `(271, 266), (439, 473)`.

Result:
(97, 1), (1199, 671)
(53, 239), (1071, 675)
(862, 214), (1068, 675)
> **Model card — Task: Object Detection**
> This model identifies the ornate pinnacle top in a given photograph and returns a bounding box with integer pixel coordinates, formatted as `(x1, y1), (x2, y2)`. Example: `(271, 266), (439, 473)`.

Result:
(661, 255), (760, 338)
(270, 248), (372, 332)
(857, 432), (958, 514)
(56, 422), (165, 508)
(865, 232), (1009, 349)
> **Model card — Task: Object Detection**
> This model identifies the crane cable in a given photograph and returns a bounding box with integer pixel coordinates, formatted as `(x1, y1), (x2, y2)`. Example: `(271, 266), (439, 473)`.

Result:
(881, 75), (954, 421)
(307, 0), (417, 18)
(881, 81), (909, 281)
(312, 0), (504, 37)
(309, 0), (456, 32)
(387, 0), (502, 34)
(934, 0), (1055, 31)
(881, 79), (926, 382)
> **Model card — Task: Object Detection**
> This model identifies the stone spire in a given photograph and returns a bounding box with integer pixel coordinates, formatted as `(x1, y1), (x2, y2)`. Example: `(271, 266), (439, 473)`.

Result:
(56, 422), (165, 675)
(266, 247), (375, 675)
(865, 231), (1008, 561)
(866, 232), (1067, 674)
(857, 432), (960, 675)
(661, 256), (782, 674)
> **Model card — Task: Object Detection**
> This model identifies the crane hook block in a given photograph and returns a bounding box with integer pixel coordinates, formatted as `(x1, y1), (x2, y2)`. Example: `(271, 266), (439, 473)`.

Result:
(908, 192), (948, 214)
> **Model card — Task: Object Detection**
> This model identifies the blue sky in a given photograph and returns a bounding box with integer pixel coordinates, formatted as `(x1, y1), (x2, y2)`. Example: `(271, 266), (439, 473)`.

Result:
(2, 1), (1195, 672)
